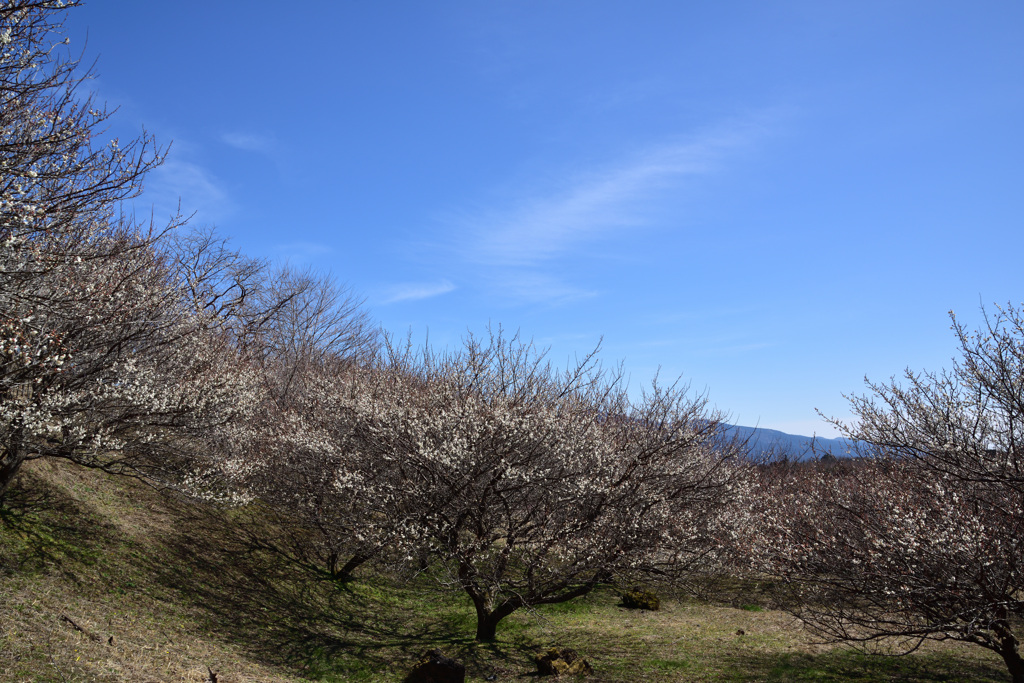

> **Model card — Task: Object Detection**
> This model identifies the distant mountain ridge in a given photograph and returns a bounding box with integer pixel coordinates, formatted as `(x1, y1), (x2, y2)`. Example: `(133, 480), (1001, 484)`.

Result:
(722, 424), (859, 461)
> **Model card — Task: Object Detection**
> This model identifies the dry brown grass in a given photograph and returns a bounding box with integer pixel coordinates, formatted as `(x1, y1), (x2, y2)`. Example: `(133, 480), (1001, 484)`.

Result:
(0, 461), (296, 682)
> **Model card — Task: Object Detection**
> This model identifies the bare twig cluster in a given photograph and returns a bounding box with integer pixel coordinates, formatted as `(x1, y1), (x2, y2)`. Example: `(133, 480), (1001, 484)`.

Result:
(740, 305), (1024, 683)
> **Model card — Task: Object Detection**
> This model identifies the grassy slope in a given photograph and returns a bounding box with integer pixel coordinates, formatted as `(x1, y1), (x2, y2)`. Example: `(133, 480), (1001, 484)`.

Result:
(0, 460), (1010, 682)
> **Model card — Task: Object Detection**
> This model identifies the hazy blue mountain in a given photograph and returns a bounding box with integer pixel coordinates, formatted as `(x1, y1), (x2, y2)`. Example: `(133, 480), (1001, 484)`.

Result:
(722, 424), (860, 461)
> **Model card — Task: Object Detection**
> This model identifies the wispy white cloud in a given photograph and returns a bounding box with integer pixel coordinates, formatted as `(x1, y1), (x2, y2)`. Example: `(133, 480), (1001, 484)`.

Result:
(482, 270), (596, 306)
(381, 279), (457, 304)
(417, 113), (781, 307)
(142, 159), (231, 224)
(273, 241), (334, 261)
(454, 125), (758, 269)
(221, 131), (276, 153)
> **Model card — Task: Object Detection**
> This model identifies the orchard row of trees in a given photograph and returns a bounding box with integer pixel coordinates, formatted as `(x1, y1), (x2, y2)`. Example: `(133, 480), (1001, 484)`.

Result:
(0, 0), (743, 643)
(2, 2), (1022, 680)
(217, 329), (742, 640)
(0, 0), (371, 500)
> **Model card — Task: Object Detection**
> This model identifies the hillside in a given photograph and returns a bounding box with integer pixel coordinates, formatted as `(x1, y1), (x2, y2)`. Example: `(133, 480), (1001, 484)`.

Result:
(0, 460), (1007, 682)
(723, 425), (859, 461)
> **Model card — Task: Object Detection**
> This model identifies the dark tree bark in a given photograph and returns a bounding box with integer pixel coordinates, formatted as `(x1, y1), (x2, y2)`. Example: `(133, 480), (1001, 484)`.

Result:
(996, 623), (1024, 683)
(0, 445), (25, 499)
(329, 552), (371, 581)
(464, 564), (605, 641)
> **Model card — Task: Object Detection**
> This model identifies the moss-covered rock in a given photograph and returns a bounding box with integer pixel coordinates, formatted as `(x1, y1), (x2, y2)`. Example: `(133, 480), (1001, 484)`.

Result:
(621, 587), (660, 610)
(535, 647), (594, 676)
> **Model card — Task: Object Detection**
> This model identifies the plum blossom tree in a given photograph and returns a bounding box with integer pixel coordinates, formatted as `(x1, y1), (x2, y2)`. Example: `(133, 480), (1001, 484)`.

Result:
(0, 1), (262, 497)
(745, 305), (1024, 683)
(844, 304), (1024, 494)
(204, 266), (380, 578)
(222, 359), (401, 581)
(337, 331), (742, 641)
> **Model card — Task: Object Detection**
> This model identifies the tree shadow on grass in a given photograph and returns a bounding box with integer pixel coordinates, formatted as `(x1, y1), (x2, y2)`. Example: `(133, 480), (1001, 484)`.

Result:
(0, 471), (116, 582)
(145, 496), (539, 679)
(0, 467), (545, 678)
(727, 648), (1008, 683)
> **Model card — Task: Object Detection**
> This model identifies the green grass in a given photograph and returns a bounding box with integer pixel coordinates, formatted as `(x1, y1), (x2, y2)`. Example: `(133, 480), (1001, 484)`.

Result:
(0, 460), (1012, 682)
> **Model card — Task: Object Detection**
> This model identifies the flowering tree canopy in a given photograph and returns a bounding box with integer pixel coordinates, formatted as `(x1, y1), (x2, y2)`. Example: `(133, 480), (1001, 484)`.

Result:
(201, 265), (380, 575)
(0, 1), (261, 496)
(744, 306), (1024, 683)
(263, 330), (743, 641)
(842, 305), (1024, 495)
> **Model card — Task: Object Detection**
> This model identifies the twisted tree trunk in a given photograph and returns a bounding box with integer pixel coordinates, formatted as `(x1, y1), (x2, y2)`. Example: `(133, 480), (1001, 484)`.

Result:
(0, 430), (26, 500)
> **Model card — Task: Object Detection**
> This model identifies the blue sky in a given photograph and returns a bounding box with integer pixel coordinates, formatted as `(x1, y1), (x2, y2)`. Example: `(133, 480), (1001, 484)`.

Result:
(65, 1), (1023, 437)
